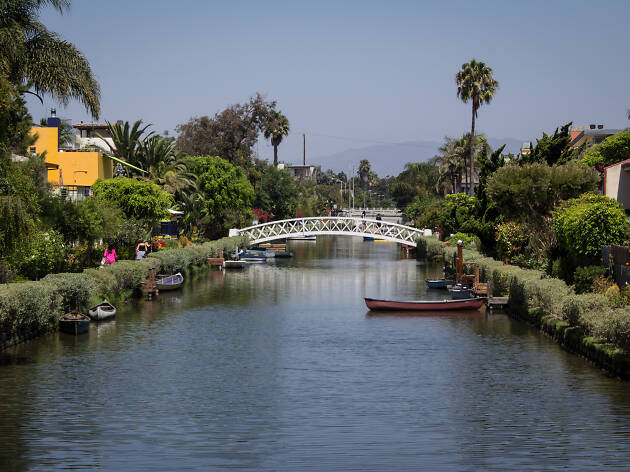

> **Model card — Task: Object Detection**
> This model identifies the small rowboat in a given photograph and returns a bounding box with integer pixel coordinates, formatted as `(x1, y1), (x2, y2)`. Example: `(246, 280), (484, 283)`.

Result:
(364, 297), (484, 311)
(156, 272), (184, 291)
(59, 313), (90, 335)
(88, 300), (116, 321)
(426, 279), (455, 289)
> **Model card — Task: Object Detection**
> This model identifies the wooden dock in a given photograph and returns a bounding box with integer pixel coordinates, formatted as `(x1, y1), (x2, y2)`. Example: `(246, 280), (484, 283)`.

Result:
(486, 297), (509, 309)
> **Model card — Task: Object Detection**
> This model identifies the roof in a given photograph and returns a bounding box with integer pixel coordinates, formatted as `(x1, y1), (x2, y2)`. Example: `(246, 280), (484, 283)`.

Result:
(571, 129), (623, 146)
(73, 123), (109, 129)
(604, 157), (630, 170)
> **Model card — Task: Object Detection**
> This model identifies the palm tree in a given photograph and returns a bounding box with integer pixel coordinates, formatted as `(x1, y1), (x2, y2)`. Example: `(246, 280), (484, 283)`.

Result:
(263, 110), (290, 167)
(436, 136), (467, 194)
(455, 59), (498, 196)
(98, 120), (152, 172)
(0, 0), (101, 118)
(358, 159), (371, 190)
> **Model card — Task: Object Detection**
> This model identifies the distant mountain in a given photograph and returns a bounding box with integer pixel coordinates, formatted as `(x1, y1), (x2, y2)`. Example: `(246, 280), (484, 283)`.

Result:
(310, 138), (524, 176)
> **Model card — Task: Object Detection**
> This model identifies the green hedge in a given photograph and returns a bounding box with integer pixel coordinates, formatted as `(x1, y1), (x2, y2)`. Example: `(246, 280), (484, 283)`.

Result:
(0, 236), (246, 349)
(444, 246), (630, 377)
(415, 236), (444, 261)
(444, 246), (574, 318)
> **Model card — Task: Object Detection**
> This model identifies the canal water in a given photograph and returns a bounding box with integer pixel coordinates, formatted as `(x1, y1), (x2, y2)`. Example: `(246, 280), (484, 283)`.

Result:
(1, 237), (630, 471)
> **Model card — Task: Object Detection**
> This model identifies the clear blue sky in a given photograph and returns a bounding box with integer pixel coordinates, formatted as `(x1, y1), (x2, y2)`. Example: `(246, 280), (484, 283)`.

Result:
(27, 0), (630, 171)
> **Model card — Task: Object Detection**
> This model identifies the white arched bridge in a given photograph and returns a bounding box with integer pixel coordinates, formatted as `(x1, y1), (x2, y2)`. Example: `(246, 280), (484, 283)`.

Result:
(236, 217), (423, 246)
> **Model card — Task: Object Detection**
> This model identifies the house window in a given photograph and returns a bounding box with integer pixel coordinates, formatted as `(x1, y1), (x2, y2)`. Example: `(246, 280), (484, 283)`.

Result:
(29, 146), (36, 154)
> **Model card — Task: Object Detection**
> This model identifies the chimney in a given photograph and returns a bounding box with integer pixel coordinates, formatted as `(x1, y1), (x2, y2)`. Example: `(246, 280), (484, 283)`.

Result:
(50, 108), (56, 118)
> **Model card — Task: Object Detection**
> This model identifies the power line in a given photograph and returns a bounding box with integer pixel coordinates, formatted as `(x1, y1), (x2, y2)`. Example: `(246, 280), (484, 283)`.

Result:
(307, 132), (439, 148)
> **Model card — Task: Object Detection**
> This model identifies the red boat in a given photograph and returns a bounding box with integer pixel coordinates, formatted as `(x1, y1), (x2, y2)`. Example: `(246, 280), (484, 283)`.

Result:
(364, 297), (484, 311)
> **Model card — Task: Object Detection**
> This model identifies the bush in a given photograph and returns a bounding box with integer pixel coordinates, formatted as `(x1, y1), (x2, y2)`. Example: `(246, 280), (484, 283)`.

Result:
(573, 265), (607, 294)
(0, 282), (60, 343)
(447, 232), (476, 248)
(415, 236), (443, 260)
(12, 230), (68, 280)
(553, 194), (627, 258)
(494, 221), (529, 262)
(42, 273), (95, 312)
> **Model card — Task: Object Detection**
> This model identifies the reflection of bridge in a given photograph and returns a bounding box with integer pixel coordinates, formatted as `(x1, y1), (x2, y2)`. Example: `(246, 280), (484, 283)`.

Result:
(237, 217), (422, 246)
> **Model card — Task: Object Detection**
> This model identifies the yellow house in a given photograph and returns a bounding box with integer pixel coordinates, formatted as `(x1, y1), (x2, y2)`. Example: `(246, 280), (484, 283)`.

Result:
(29, 125), (113, 188)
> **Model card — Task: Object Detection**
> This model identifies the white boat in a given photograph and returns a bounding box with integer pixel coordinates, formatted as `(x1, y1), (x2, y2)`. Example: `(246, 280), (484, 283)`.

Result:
(224, 260), (248, 269)
(88, 300), (117, 321)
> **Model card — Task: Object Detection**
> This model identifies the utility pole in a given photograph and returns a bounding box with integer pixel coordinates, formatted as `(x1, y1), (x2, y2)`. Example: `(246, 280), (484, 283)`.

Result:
(303, 133), (306, 166)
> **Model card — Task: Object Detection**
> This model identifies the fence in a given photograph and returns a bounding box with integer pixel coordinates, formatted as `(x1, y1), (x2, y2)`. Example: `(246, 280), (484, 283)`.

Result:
(602, 245), (630, 286)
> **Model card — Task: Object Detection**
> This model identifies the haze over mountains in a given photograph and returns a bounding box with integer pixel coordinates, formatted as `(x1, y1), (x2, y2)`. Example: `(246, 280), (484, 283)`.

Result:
(308, 138), (524, 176)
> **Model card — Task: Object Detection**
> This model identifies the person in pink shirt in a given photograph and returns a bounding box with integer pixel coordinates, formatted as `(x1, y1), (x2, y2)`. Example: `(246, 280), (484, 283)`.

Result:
(102, 243), (117, 265)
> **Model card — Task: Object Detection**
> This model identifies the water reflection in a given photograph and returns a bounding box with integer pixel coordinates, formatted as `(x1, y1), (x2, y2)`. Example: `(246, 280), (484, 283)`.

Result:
(1, 236), (630, 471)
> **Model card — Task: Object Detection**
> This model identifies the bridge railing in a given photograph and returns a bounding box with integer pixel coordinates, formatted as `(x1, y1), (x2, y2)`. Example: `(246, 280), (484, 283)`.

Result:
(238, 217), (422, 246)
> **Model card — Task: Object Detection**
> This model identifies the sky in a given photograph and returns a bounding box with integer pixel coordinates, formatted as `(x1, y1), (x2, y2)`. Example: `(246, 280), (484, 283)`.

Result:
(27, 0), (630, 174)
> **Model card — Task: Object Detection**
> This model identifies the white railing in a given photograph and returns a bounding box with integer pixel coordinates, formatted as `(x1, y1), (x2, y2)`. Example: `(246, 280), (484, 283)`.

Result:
(238, 217), (422, 247)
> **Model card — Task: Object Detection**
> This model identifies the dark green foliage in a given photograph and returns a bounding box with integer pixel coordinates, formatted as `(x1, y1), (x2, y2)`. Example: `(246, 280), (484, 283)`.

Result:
(439, 193), (480, 237)
(254, 165), (298, 220)
(0, 0), (101, 118)
(0, 77), (34, 154)
(553, 194), (627, 258)
(487, 162), (599, 221)
(40, 195), (123, 244)
(574, 265), (607, 294)
(11, 229), (68, 279)
(404, 195), (440, 223)
(582, 131), (630, 168)
(92, 177), (174, 221)
(520, 123), (583, 166)
(175, 94), (277, 167)
(391, 162), (439, 208)
(191, 156), (254, 236)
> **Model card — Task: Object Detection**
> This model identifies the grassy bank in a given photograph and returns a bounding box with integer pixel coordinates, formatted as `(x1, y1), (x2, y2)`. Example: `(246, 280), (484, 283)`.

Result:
(0, 236), (246, 350)
(439, 246), (630, 379)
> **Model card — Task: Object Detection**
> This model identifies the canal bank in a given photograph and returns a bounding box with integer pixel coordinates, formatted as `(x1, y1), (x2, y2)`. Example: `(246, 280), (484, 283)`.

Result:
(0, 236), (246, 351)
(441, 245), (630, 379)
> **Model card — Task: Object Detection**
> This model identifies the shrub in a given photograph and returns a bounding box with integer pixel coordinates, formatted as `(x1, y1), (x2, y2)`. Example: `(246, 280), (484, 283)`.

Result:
(0, 282), (60, 342)
(562, 293), (610, 326)
(495, 221), (529, 262)
(447, 232), (476, 248)
(42, 273), (95, 312)
(92, 178), (174, 221)
(553, 194), (627, 258)
(415, 236), (443, 260)
(12, 230), (68, 280)
(573, 265), (607, 294)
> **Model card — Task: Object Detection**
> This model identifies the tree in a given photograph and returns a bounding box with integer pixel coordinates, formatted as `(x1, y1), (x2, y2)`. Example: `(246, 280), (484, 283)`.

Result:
(254, 165), (298, 219)
(582, 131), (630, 168)
(175, 94), (277, 167)
(91, 177), (173, 221)
(0, 77), (35, 155)
(553, 194), (627, 258)
(455, 59), (499, 195)
(98, 120), (152, 172)
(190, 156), (254, 237)
(0, 0), (101, 118)
(391, 162), (439, 208)
(486, 161), (599, 221)
(263, 110), (290, 167)
(439, 193), (480, 236)
(358, 159), (371, 190)
(521, 123), (583, 166)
